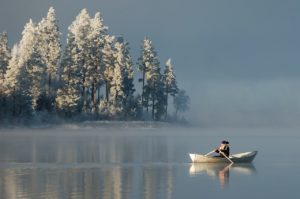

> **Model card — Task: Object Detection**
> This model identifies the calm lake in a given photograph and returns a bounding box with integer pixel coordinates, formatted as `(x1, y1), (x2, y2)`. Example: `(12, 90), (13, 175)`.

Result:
(0, 126), (299, 199)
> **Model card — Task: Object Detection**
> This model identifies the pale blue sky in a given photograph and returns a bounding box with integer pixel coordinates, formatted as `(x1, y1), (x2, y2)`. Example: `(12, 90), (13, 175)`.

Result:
(1, 0), (300, 126)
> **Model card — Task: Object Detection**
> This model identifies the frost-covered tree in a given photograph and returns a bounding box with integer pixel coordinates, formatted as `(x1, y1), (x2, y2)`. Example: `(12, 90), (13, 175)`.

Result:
(87, 12), (107, 111)
(16, 19), (41, 112)
(56, 87), (81, 117)
(1, 44), (17, 119)
(26, 47), (47, 110)
(1, 6), (188, 122)
(119, 40), (135, 118)
(18, 19), (37, 69)
(67, 9), (109, 113)
(0, 32), (10, 91)
(138, 38), (163, 119)
(57, 8), (110, 115)
(98, 99), (108, 117)
(138, 38), (160, 117)
(109, 40), (136, 118)
(56, 36), (82, 116)
(68, 9), (92, 112)
(17, 19), (49, 111)
(4, 45), (20, 95)
(109, 41), (125, 116)
(4, 43), (32, 117)
(37, 7), (61, 96)
(102, 35), (115, 101)
(163, 58), (178, 119)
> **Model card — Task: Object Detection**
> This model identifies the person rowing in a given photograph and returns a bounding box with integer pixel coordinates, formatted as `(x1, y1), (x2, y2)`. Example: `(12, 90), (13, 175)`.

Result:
(214, 140), (230, 158)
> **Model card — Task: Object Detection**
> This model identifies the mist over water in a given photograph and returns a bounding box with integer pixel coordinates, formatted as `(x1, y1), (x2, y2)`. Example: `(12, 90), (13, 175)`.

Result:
(0, 126), (299, 198)
(188, 78), (300, 127)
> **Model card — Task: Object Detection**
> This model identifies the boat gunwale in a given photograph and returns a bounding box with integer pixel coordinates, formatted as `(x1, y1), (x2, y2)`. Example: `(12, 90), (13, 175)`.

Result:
(189, 151), (257, 163)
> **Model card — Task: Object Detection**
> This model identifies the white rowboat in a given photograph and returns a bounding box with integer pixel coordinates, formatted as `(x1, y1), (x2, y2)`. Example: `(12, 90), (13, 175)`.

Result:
(189, 151), (258, 163)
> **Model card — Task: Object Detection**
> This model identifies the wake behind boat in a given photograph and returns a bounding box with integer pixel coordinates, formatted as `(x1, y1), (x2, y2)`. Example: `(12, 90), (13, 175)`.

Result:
(189, 151), (258, 163)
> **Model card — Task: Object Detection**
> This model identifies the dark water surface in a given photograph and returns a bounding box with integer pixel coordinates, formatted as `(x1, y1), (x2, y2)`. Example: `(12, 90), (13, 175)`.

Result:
(0, 127), (299, 199)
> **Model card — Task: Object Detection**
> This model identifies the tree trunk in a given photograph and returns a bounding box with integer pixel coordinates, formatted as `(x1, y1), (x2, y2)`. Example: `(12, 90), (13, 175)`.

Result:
(91, 82), (96, 110)
(146, 95), (149, 113)
(105, 80), (109, 102)
(48, 73), (52, 96)
(97, 86), (101, 102)
(165, 93), (169, 120)
(141, 66), (145, 113)
(152, 91), (155, 120)
(12, 87), (16, 117)
(82, 74), (86, 112)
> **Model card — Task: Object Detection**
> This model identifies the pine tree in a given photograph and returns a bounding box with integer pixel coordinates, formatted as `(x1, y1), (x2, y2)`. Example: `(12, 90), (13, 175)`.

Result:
(4, 45), (20, 96)
(163, 58), (178, 119)
(26, 47), (47, 110)
(109, 63), (124, 117)
(0, 32), (10, 120)
(15, 19), (39, 114)
(4, 44), (33, 117)
(154, 78), (166, 120)
(88, 12), (108, 112)
(56, 36), (82, 116)
(18, 19), (37, 69)
(37, 7), (61, 97)
(119, 40), (135, 118)
(17, 19), (50, 112)
(138, 38), (160, 118)
(102, 35), (116, 102)
(56, 87), (81, 117)
(68, 9), (92, 112)
(109, 41), (126, 117)
(0, 32), (11, 92)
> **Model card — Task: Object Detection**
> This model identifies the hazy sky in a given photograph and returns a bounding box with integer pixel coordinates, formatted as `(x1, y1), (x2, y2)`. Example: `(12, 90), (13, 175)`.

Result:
(1, 0), (300, 126)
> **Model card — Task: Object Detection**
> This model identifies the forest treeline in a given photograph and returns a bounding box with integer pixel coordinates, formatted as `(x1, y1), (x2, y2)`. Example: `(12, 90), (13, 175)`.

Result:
(0, 7), (189, 124)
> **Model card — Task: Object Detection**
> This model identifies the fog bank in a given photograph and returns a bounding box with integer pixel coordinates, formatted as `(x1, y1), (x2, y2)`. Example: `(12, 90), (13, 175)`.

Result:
(186, 78), (300, 127)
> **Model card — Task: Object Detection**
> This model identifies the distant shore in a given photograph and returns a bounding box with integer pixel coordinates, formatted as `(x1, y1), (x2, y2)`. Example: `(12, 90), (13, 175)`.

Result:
(0, 120), (190, 130)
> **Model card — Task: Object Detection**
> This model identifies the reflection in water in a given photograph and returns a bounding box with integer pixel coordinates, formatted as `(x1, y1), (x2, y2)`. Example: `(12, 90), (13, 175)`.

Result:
(189, 163), (256, 188)
(0, 165), (174, 199)
(0, 134), (177, 199)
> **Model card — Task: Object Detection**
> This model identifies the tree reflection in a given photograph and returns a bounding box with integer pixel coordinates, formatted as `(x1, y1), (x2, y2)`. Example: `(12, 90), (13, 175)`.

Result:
(0, 134), (177, 199)
(0, 164), (175, 199)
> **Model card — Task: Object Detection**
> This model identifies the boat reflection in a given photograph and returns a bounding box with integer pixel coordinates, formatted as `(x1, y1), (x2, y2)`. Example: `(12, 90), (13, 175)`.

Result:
(189, 163), (256, 188)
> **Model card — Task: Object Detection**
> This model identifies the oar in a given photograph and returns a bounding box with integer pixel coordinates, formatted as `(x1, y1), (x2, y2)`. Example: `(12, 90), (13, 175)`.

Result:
(204, 150), (215, 156)
(220, 151), (234, 164)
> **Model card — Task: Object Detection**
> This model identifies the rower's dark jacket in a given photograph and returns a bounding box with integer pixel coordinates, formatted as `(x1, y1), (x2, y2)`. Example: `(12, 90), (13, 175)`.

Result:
(215, 145), (230, 157)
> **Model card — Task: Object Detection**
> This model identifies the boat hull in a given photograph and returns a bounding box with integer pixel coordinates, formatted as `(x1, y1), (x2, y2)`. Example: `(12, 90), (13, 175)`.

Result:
(189, 151), (258, 163)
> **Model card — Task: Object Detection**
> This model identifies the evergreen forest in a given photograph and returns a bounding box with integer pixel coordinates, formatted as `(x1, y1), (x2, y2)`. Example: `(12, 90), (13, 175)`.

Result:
(0, 7), (190, 124)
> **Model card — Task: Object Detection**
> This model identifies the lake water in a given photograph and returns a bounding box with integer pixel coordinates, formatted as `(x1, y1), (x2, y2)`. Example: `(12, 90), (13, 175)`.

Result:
(0, 126), (299, 199)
